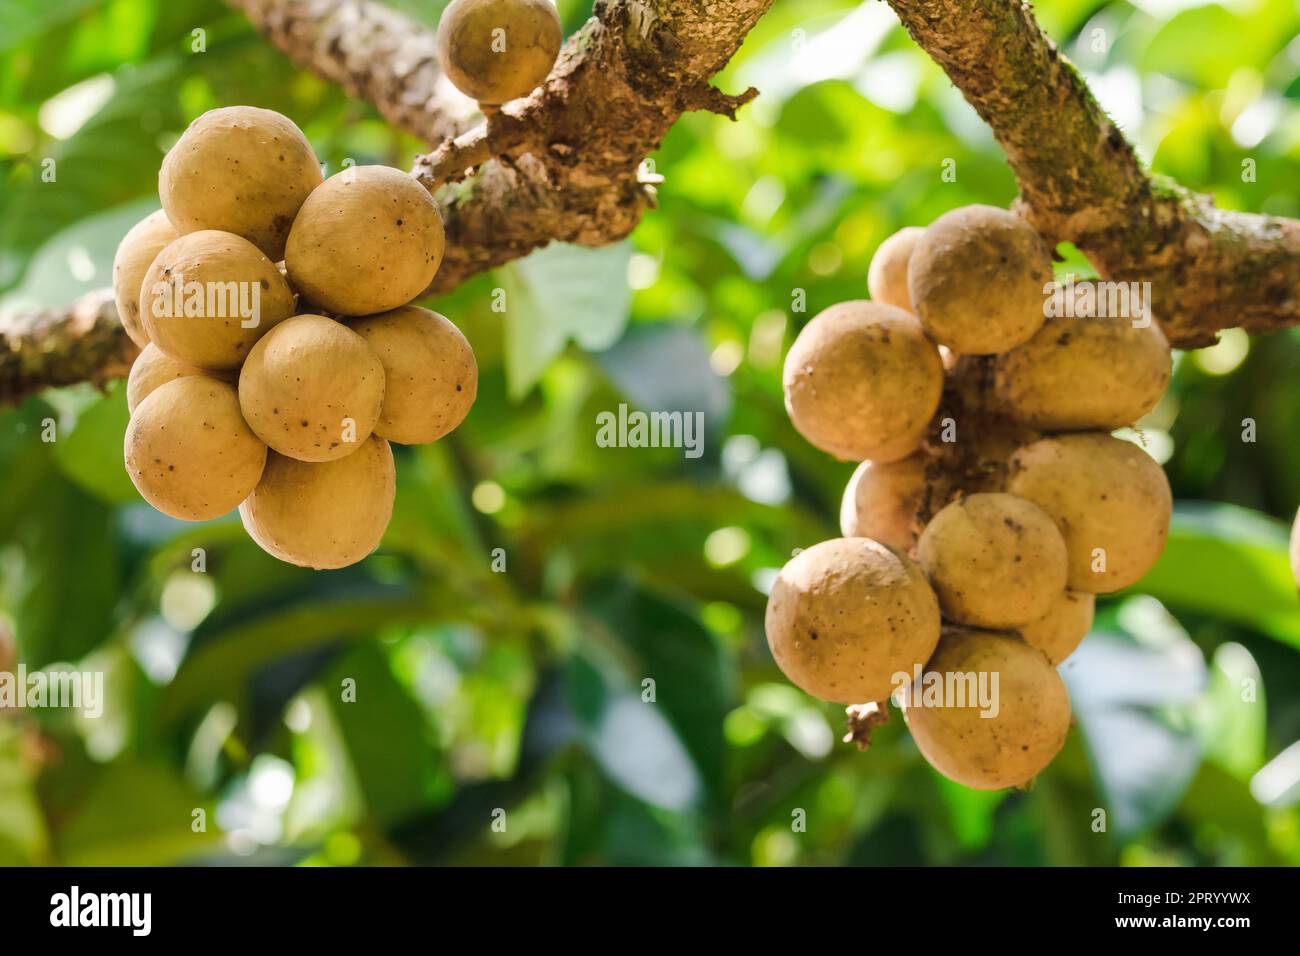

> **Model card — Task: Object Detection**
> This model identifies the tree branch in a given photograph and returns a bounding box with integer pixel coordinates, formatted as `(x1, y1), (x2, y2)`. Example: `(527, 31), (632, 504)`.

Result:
(0, 290), (137, 406)
(886, 0), (1300, 348)
(1, 0), (769, 403)
(226, 0), (476, 143)
(416, 0), (768, 292)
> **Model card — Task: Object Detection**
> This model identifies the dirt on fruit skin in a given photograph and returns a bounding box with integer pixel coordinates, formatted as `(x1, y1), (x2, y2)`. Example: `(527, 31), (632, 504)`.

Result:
(1007, 432), (1172, 593)
(908, 205), (1053, 355)
(783, 300), (944, 463)
(348, 305), (478, 445)
(765, 538), (940, 705)
(240, 435), (396, 570)
(124, 376), (267, 522)
(285, 166), (445, 316)
(917, 493), (1068, 629)
(903, 627), (1071, 790)
(238, 314), (386, 463)
(160, 105), (322, 260)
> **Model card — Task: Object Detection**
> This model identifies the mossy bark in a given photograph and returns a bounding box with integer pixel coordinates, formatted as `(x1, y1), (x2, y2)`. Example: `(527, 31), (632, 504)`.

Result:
(886, 0), (1300, 348)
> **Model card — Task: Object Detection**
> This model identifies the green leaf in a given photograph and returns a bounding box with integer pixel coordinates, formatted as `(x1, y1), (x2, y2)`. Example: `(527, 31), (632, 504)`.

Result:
(1198, 642), (1266, 781)
(323, 642), (446, 826)
(594, 323), (732, 432)
(584, 578), (731, 803)
(498, 241), (631, 399)
(1138, 502), (1300, 649)
(0, 723), (50, 865)
(566, 652), (703, 812)
(158, 585), (445, 725)
(3, 463), (122, 668)
(0, 199), (156, 314)
(56, 761), (219, 866)
(1063, 602), (1207, 838)
(1142, 0), (1297, 88)
(0, 0), (99, 55)
(52, 381), (138, 504)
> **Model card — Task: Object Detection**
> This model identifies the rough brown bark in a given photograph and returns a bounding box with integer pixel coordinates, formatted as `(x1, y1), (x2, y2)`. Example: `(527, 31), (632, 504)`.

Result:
(0, 291), (137, 406)
(13, 0), (1300, 402)
(417, 0), (767, 292)
(1, 0), (767, 404)
(226, 0), (476, 143)
(886, 0), (1300, 348)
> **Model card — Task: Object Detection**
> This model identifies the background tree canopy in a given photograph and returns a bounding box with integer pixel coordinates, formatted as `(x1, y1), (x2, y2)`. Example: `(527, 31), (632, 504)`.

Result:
(1, 0), (1299, 866)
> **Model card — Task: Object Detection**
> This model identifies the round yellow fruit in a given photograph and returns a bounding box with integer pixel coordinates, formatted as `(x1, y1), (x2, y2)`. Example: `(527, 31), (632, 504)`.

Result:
(139, 230), (296, 370)
(903, 627), (1071, 790)
(1017, 590), (1094, 665)
(348, 306), (477, 444)
(238, 314), (386, 462)
(126, 343), (204, 413)
(124, 376), (267, 521)
(765, 537), (940, 704)
(839, 454), (926, 550)
(993, 312), (1171, 430)
(1007, 433), (1172, 593)
(284, 165), (444, 316)
(436, 0), (563, 108)
(159, 106), (322, 260)
(783, 300), (944, 462)
(867, 226), (924, 312)
(917, 492), (1068, 628)
(113, 210), (180, 349)
(240, 435), (396, 570)
(907, 204), (1052, 355)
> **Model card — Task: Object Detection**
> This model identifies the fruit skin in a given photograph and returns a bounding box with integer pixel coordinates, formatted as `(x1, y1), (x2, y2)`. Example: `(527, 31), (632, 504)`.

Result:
(126, 343), (204, 413)
(159, 106), (322, 260)
(239, 314), (386, 463)
(867, 226), (924, 312)
(765, 537), (940, 704)
(1016, 590), (1094, 665)
(140, 230), (296, 370)
(436, 0), (563, 108)
(240, 435), (396, 570)
(1007, 433), (1172, 593)
(907, 204), (1052, 355)
(993, 311), (1171, 430)
(903, 627), (1071, 790)
(124, 377), (267, 521)
(839, 454), (926, 550)
(113, 210), (179, 349)
(285, 165), (444, 316)
(783, 300), (943, 462)
(917, 493), (1068, 628)
(348, 306), (477, 444)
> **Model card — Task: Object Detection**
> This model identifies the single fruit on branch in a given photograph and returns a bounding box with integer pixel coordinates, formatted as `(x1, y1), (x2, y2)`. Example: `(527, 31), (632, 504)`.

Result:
(436, 0), (564, 111)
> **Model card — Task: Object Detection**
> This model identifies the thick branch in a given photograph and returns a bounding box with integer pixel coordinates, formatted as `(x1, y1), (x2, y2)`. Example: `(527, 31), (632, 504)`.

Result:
(887, 0), (1300, 347)
(417, 0), (768, 292)
(2, 0), (767, 402)
(226, 0), (475, 143)
(0, 291), (137, 406)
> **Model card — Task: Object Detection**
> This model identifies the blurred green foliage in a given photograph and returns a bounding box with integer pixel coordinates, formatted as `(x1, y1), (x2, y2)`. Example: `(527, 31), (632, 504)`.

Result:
(2, 0), (1300, 866)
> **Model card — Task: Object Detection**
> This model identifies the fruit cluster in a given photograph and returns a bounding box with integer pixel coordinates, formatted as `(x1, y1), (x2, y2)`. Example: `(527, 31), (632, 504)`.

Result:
(768, 204), (1174, 789)
(114, 106), (477, 570)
